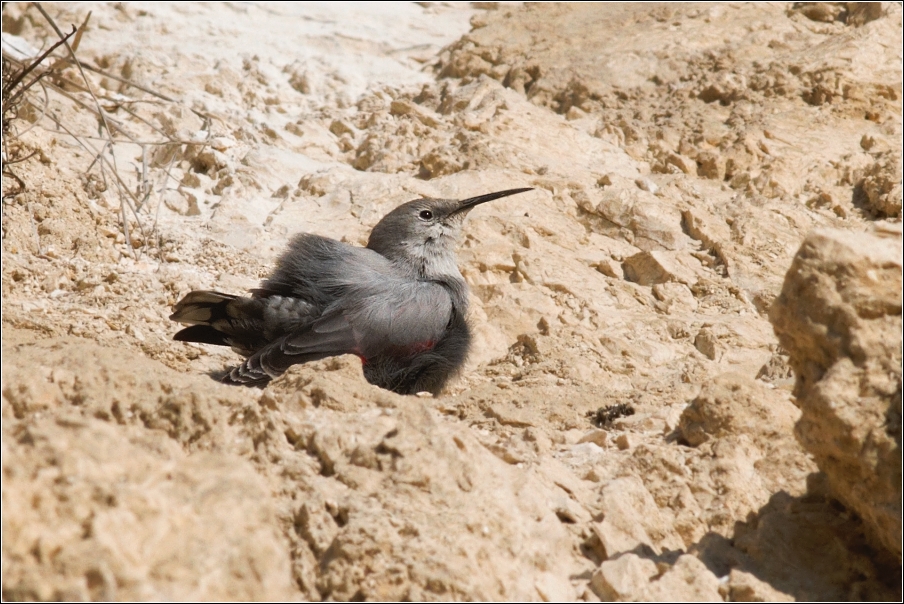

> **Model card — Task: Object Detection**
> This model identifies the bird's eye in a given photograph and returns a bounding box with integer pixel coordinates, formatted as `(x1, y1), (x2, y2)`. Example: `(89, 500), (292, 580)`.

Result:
(418, 209), (434, 221)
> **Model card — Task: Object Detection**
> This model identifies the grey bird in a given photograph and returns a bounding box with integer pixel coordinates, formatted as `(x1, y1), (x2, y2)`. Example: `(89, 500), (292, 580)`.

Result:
(170, 187), (532, 394)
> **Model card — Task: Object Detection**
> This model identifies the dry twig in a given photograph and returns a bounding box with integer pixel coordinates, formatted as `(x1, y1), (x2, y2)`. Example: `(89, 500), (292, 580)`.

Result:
(3, 3), (215, 257)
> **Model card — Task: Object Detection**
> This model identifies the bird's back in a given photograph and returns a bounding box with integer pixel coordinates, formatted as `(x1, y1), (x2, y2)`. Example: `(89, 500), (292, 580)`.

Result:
(259, 234), (389, 301)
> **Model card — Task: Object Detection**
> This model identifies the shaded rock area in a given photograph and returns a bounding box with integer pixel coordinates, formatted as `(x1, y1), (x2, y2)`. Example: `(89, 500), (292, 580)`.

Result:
(2, 2), (901, 601)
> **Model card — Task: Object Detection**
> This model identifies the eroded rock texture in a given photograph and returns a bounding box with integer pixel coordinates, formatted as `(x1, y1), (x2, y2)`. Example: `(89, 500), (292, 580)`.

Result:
(771, 226), (903, 561)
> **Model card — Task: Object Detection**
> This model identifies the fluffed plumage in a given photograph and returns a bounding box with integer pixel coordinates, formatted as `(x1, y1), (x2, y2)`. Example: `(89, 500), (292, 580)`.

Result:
(170, 188), (532, 394)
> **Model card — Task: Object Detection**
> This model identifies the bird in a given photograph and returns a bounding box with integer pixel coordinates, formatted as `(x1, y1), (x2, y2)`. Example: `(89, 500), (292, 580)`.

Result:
(169, 187), (533, 395)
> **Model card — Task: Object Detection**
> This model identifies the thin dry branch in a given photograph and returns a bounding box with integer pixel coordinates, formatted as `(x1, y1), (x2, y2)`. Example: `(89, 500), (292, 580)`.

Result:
(6, 3), (217, 258)
(32, 2), (152, 257)
(78, 62), (177, 103)
(2, 25), (75, 107)
(33, 4), (115, 139)
(48, 84), (139, 142)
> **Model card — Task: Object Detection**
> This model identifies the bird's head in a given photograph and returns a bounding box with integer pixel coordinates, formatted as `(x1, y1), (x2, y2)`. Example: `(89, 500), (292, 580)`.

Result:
(367, 188), (532, 278)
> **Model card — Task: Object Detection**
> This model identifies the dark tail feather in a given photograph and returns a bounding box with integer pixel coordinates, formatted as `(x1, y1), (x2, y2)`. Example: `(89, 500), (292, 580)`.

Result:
(173, 324), (230, 346)
(170, 290), (268, 352)
(169, 290), (238, 325)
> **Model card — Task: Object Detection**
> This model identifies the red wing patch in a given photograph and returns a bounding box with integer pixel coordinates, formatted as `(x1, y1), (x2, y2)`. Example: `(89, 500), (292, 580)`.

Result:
(410, 340), (436, 354)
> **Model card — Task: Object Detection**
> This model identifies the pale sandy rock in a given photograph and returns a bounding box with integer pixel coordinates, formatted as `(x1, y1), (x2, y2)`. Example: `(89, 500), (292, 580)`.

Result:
(756, 350), (795, 388)
(680, 208), (731, 258)
(589, 553), (657, 601)
(696, 151), (726, 180)
(1, 418), (294, 601)
(613, 433), (635, 451)
(634, 177), (658, 194)
(534, 571), (579, 602)
(272, 364), (593, 600)
(770, 226), (903, 561)
(588, 187), (690, 252)
(590, 553), (722, 602)
(689, 319), (777, 373)
(595, 258), (625, 280)
(727, 569), (794, 602)
(2, 336), (590, 600)
(847, 2), (884, 26)
(859, 151), (903, 218)
(731, 483), (898, 600)
(652, 282), (698, 313)
(792, 2), (847, 23)
(162, 188), (200, 216)
(389, 99), (441, 128)
(484, 400), (537, 428)
(616, 373), (816, 547)
(513, 248), (612, 299)
(662, 152), (699, 177)
(694, 326), (721, 361)
(561, 428), (587, 445)
(645, 555), (722, 602)
(595, 476), (684, 558)
(623, 250), (702, 287)
(678, 373), (798, 447)
(578, 429), (609, 448)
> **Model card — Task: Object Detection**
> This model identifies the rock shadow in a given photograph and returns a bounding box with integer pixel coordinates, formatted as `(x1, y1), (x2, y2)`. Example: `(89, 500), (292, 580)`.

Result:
(688, 473), (901, 601)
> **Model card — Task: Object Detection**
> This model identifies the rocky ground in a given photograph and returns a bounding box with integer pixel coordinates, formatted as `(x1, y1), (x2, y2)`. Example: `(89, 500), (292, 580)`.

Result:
(2, 2), (901, 601)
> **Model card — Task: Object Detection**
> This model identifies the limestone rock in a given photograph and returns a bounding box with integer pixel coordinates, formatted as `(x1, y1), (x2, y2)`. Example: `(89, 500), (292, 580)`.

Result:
(678, 373), (798, 447)
(1, 419), (294, 601)
(590, 554), (722, 602)
(859, 152), (903, 218)
(645, 555), (722, 602)
(594, 476), (684, 558)
(622, 250), (702, 286)
(2, 1), (902, 600)
(589, 553), (657, 601)
(727, 569), (794, 602)
(770, 226), (903, 561)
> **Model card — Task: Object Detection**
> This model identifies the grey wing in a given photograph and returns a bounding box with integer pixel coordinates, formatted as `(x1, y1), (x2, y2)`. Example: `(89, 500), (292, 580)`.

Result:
(261, 234), (393, 301)
(223, 329), (353, 385)
(226, 270), (454, 383)
(325, 278), (454, 357)
(268, 239), (454, 356)
(277, 277), (453, 356)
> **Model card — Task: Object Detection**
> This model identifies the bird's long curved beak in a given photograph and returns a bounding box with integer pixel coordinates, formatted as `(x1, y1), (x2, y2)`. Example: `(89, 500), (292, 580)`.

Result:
(449, 187), (533, 217)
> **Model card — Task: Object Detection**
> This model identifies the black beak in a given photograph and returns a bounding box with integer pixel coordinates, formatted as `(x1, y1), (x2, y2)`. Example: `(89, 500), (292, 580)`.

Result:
(449, 187), (533, 217)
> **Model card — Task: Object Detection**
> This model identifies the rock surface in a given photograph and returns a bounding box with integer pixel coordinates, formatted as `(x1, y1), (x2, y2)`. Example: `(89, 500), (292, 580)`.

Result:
(771, 226), (903, 561)
(2, 2), (901, 601)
